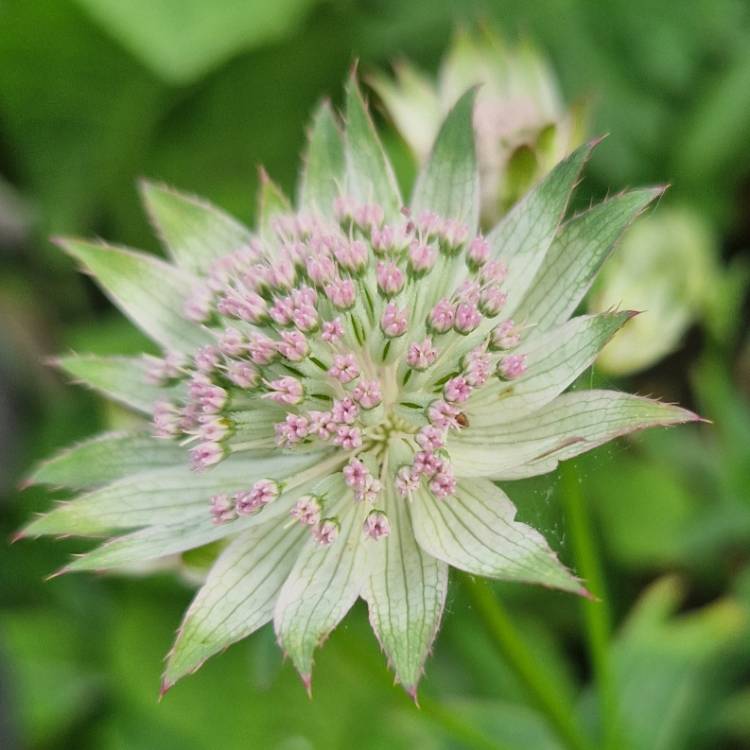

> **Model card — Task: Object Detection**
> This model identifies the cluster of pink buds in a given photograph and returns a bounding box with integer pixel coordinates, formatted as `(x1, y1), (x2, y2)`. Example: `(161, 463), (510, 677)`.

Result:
(209, 479), (280, 525)
(146, 190), (530, 529)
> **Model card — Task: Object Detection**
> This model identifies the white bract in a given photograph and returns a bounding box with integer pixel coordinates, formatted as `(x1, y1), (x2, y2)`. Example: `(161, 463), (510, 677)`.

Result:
(24, 77), (697, 697)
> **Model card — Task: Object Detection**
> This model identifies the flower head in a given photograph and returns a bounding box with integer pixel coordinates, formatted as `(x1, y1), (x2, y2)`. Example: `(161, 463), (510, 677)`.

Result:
(24, 76), (697, 700)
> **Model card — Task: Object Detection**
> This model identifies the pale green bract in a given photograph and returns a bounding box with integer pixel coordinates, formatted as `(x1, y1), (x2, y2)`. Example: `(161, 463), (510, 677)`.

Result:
(23, 75), (698, 698)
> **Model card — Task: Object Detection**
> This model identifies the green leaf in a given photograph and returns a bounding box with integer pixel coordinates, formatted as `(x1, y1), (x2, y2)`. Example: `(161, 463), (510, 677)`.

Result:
(297, 100), (345, 214)
(274, 492), (369, 683)
(163, 520), (307, 688)
(515, 188), (664, 331)
(410, 88), (479, 231)
(488, 140), (597, 315)
(362, 455), (448, 694)
(139, 181), (252, 273)
(57, 238), (210, 352)
(23, 452), (326, 536)
(55, 354), (174, 414)
(610, 577), (748, 750)
(450, 390), (700, 479)
(411, 479), (585, 595)
(27, 431), (183, 489)
(469, 311), (635, 424)
(344, 76), (402, 220)
(72, 0), (317, 84)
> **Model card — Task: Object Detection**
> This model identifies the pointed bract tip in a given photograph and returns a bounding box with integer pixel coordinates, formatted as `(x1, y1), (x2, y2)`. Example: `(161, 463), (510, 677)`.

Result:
(685, 410), (711, 425)
(45, 565), (70, 581)
(49, 235), (69, 250)
(17, 476), (33, 491)
(578, 585), (599, 602)
(258, 165), (271, 184)
(348, 59), (360, 80)
(10, 528), (27, 544)
(159, 677), (173, 702)
(300, 672), (313, 699)
(624, 309), (643, 320)
(405, 684), (420, 706)
(588, 133), (609, 149)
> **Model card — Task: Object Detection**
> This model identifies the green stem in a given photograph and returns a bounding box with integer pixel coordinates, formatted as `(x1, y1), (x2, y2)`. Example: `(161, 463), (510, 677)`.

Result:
(462, 573), (592, 750)
(420, 695), (513, 750)
(560, 461), (619, 750)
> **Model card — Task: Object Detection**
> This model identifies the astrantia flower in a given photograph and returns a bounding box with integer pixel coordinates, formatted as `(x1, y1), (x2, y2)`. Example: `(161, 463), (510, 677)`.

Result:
(370, 27), (587, 223)
(23, 77), (698, 697)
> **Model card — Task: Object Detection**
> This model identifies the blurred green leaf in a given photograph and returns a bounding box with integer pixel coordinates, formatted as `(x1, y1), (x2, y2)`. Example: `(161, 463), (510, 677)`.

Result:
(600, 577), (750, 750)
(72, 0), (318, 84)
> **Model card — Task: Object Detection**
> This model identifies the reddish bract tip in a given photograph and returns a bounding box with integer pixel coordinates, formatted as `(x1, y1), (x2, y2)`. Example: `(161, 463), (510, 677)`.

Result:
(158, 678), (173, 702)
(9, 528), (27, 544)
(45, 566), (69, 582)
(300, 672), (313, 699)
(405, 684), (420, 707)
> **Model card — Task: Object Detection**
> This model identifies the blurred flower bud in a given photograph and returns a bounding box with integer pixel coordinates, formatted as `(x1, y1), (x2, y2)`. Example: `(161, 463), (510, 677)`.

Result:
(589, 207), (716, 375)
(370, 27), (587, 225)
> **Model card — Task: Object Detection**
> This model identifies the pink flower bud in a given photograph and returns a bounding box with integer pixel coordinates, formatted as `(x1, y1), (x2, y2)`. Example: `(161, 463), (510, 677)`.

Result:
(380, 303), (408, 338)
(416, 425), (445, 451)
(352, 379), (382, 409)
(236, 479), (280, 515)
(443, 376), (472, 403)
(218, 328), (246, 356)
(306, 252), (337, 285)
(454, 302), (482, 334)
(343, 457), (369, 490)
(325, 278), (357, 310)
(408, 241), (437, 274)
(430, 470), (456, 499)
(429, 299), (455, 333)
(412, 451), (444, 478)
(479, 285), (507, 317)
(290, 495), (322, 526)
(491, 320), (521, 350)
(407, 338), (438, 370)
(333, 424), (362, 449)
(427, 399), (461, 430)
(364, 510), (391, 540)
(334, 239), (368, 273)
(498, 354), (527, 380)
(321, 317), (344, 343)
(265, 377), (304, 405)
(313, 518), (340, 545)
(227, 361), (259, 389)
(210, 493), (236, 524)
(467, 236), (490, 267)
(395, 466), (420, 496)
(332, 397), (359, 424)
(190, 441), (224, 471)
(277, 330), (310, 362)
(441, 218), (468, 248)
(376, 261), (405, 297)
(248, 333), (278, 365)
(329, 353), (360, 383)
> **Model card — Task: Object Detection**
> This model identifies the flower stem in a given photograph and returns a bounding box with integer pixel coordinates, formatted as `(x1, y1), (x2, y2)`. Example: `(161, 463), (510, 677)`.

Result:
(462, 573), (592, 750)
(560, 461), (619, 750)
(419, 695), (514, 750)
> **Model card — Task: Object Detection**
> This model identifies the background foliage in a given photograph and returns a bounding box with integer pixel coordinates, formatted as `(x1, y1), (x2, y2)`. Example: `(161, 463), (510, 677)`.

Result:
(1, 1), (749, 748)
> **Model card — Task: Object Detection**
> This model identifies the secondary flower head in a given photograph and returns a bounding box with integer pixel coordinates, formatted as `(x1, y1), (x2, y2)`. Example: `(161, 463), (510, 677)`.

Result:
(370, 26), (588, 224)
(23, 75), (697, 699)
